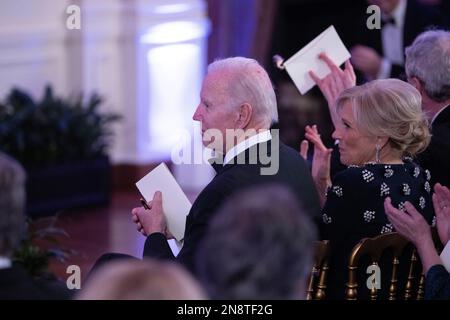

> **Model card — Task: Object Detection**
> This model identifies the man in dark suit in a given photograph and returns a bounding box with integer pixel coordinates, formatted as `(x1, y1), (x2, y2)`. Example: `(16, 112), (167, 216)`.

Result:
(0, 152), (70, 299)
(405, 30), (450, 188)
(351, 0), (443, 81)
(132, 57), (321, 274)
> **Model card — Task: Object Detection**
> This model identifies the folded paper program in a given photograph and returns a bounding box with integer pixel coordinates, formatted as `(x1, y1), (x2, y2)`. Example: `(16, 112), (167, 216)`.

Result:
(282, 25), (351, 95)
(135, 163), (191, 242)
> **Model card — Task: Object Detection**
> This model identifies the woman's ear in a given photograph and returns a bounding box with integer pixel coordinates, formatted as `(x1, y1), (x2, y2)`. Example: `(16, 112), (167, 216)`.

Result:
(236, 103), (252, 129)
(377, 136), (389, 149)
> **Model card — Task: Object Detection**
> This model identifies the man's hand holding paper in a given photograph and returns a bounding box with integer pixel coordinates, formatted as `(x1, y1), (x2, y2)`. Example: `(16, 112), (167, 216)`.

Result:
(132, 191), (169, 237)
(134, 163), (192, 243)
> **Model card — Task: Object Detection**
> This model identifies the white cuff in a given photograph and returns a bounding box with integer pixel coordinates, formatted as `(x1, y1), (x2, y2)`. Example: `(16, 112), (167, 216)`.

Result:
(440, 240), (450, 272)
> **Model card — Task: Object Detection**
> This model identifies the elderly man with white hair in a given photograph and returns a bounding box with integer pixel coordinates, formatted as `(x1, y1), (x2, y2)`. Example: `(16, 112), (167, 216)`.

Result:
(131, 57), (320, 273)
(404, 30), (450, 188)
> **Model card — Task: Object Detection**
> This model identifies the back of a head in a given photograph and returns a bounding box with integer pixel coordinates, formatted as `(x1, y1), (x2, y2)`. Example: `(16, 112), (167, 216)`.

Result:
(207, 57), (278, 128)
(405, 29), (450, 102)
(0, 152), (26, 257)
(77, 259), (206, 300)
(197, 184), (317, 300)
(336, 78), (430, 157)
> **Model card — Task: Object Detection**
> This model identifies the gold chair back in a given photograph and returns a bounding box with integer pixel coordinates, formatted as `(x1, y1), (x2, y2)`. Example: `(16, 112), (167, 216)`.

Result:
(345, 229), (442, 300)
(346, 232), (413, 300)
(307, 240), (330, 300)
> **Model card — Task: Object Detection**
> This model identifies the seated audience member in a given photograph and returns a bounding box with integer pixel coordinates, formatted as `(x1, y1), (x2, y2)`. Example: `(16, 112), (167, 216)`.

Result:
(77, 259), (206, 300)
(404, 30), (450, 188)
(130, 57), (320, 274)
(0, 152), (70, 299)
(385, 183), (450, 300)
(304, 79), (434, 299)
(418, 0), (450, 26)
(351, 0), (444, 81)
(196, 185), (316, 300)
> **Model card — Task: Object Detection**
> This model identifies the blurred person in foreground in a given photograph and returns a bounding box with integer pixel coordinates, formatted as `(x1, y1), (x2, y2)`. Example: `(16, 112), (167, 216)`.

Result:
(196, 184), (317, 300)
(0, 151), (69, 299)
(77, 259), (206, 300)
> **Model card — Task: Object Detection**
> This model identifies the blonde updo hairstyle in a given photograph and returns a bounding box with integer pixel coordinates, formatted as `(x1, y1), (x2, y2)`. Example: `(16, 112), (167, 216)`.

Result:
(336, 79), (430, 157)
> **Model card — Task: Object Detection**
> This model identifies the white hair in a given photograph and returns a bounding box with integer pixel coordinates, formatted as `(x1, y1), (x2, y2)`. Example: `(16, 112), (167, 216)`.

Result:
(405, 30), (450, 102)
(207, 57), (278, 127)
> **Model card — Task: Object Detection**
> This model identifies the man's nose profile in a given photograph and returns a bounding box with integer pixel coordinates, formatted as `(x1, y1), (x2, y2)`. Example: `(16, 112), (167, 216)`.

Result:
(192, 106), (201, 121)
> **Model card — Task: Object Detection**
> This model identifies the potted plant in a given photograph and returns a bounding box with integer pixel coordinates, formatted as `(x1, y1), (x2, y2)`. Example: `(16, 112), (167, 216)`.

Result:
(0, 86), (121, 217)
(13, 215), (73, 278)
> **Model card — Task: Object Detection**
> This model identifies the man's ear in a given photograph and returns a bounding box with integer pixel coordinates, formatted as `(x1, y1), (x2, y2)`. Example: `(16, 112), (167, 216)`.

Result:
(236, 103), (252, 129)
(408, 77), (423, 94)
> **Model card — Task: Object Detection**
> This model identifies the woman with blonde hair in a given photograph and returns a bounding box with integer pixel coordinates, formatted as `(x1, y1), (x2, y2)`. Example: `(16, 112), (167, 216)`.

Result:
(305, 78), (435, 299)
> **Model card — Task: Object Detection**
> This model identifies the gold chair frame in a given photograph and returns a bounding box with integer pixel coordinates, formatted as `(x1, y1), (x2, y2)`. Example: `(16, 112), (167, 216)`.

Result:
(307, 240), (330, 300)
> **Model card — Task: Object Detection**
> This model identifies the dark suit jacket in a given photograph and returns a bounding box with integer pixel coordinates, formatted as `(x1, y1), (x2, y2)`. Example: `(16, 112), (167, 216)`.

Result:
(0, 265), (71, 300)
(416, 105), (450, 189)
(354, 0), (444, 79)
(425, 264), (450, 300)
(143, 139), (321, 274)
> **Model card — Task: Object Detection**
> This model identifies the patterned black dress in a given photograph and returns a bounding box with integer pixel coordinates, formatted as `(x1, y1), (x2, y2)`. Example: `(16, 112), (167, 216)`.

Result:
(320, 159), (435, 299)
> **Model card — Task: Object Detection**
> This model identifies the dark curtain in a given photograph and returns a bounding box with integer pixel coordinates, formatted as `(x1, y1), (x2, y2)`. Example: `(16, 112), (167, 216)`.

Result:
(207, 0), (277, 68)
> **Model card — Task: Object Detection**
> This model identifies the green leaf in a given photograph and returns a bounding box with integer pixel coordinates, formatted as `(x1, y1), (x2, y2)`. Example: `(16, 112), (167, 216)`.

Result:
(0, 86), (121, 166)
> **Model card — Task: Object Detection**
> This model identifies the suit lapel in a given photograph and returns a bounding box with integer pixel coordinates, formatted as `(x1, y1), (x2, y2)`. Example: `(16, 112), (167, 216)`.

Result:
(433, 105), (450, 128)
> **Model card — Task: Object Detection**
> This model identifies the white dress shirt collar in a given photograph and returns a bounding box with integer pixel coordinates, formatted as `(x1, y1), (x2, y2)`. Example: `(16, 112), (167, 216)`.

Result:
(378, 0), (407, 78)
(0, 256), (12, 270)
(223, 130), (272, 166)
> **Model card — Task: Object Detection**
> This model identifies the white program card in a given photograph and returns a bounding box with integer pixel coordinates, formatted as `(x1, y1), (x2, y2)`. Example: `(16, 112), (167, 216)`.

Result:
(284, 25), (351, 95)
(136, 163), (191, 243)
